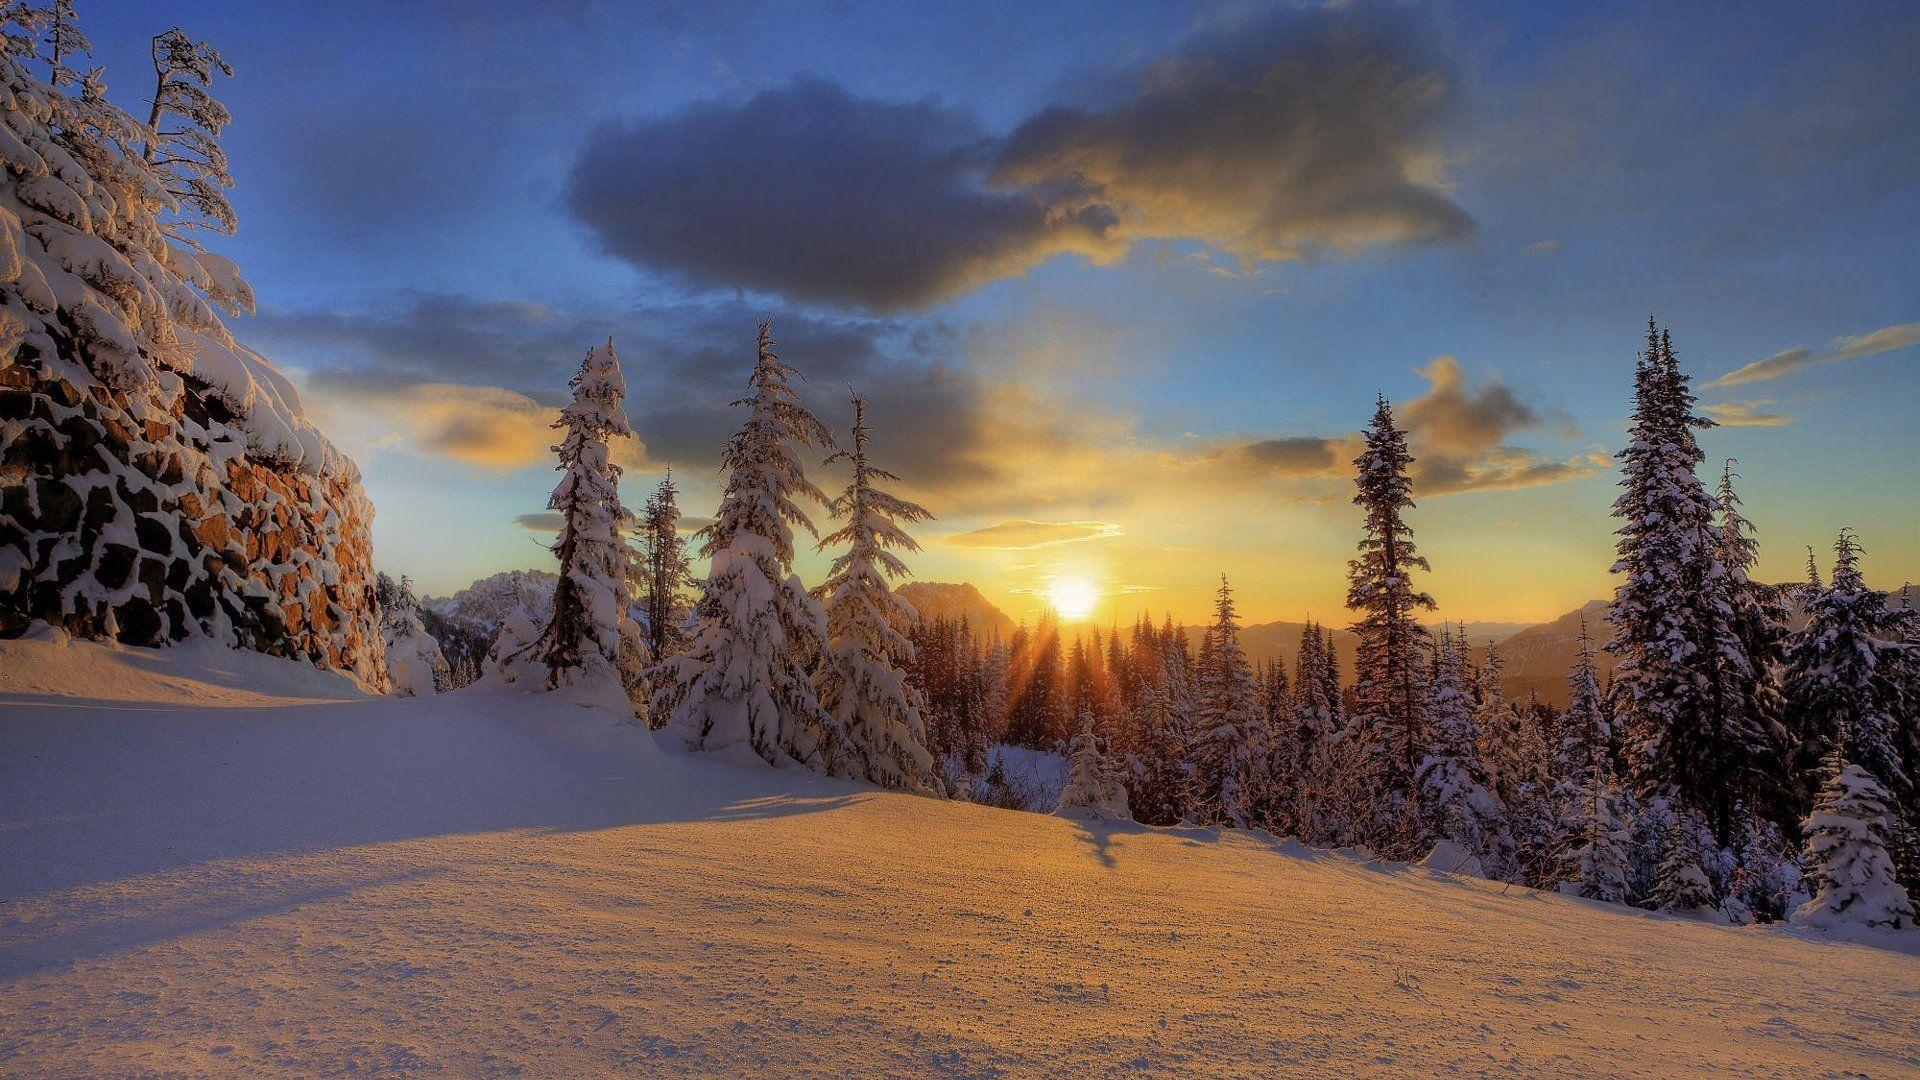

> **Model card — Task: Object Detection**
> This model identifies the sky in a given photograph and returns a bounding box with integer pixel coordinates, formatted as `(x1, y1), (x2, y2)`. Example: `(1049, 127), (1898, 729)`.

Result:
(83, 0), (1920, 625)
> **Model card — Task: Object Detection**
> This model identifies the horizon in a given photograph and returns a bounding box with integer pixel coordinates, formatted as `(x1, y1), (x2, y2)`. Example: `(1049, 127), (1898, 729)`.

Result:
(73, 0), (1920, 625)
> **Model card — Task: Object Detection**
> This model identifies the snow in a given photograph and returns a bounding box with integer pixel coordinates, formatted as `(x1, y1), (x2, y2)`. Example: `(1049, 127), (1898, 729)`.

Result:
(3, 637), (1918, 1075)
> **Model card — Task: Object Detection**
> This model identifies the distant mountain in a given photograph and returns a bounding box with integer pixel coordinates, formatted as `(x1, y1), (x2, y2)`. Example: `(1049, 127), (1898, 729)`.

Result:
(425, 569), (558, 632)
(1480, 599), (1614, 707)
(897, 582), (1018, 640)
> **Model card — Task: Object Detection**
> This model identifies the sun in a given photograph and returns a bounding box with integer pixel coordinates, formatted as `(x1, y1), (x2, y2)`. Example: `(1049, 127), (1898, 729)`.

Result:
(1045, 576), (1101, 621)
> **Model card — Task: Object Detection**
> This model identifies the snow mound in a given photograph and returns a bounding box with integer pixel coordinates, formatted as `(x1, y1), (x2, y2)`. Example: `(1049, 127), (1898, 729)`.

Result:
(1418, 839), (1488, 879)
(0, 633), (367, 707)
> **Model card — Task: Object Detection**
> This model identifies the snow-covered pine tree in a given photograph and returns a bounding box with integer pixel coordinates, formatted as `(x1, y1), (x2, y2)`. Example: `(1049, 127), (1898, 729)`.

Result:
(376, 573), (451, 697)
(1346, 394), (1436, 843)
(1555, 615), (1630, 901)
(143, 27), (235, 241)
(1792, 759), (1916, 934)
(652, 320), (835, 767)
(1782, 531), (1913, 818)
(38, 0), (87, 88)
(813, 391), (944, 796)
(1418, 626), (1511, 877)
(506, 341), (634, 692)
(1124, 618), (1190, 826)
(1712, 458), (1791, 823)
(1607, 320), (1773, 845)
(637, 472), (693, 663)
(1056, 712), (1132, 821)
(1005, 617), (1067, 749)
(1652, 806), (1719, 916)
(1187, 576), (1269, 828)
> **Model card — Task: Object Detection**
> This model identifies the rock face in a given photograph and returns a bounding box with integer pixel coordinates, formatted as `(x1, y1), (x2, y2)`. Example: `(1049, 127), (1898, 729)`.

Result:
(0, 49), (385, 687)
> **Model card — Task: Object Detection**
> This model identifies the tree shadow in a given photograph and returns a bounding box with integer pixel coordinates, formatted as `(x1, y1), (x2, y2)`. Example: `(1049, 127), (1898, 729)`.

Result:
(0, 689), (868, 902)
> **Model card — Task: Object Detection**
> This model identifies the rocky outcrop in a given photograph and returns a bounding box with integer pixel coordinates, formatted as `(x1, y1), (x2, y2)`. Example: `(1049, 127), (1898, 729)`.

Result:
(0, 343), (385, 685)
(0, 45), (385, 687)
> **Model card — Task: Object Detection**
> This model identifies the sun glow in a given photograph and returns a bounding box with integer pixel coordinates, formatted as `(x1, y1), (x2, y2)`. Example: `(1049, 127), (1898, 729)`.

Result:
(1045, 576), (1101, 621)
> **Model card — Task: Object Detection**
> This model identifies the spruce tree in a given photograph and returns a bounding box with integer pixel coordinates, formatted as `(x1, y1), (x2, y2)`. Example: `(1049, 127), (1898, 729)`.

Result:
(814, 392), (944, 795)
(1346, 394), (1435, 837)
(1712, 458), (1791, 824)
(143, 27), (236, 240)
(1607, 320), (1772, 844)
(1187, 576), (1268, 828)
(1555, 616), (1630, 901)
(637, 472), (693, 662)
(1792, 759), (1916, 933)
(520, 341), (634, 691)
(1056, 713), (1132, 821)
(1419, 626), (1510, 874)
(653, 320), (835, 767)
(1125, 618), (1190, 826)
(1652, 806), (1718, 915)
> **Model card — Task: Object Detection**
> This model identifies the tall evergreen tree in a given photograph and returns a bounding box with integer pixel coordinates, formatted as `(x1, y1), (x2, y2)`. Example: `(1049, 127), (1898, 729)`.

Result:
(1005, 618), (1067, 748)
(143, 27), (236, 239)
(1347, 394), (1436, 838)
(1607, 320), (1772, 844)
(518, 341), (634, 690)
(653, 320), (835, 767)
(1419, 626), (1509, 874)
(1187, 576), (1268, 828)
(1712, 458), (1792, 823)
(813, 392), (944, 795)
(1782, 531), (1915, 867)
(1555, 615), (1630, 900)
(637, 472), (694, 662)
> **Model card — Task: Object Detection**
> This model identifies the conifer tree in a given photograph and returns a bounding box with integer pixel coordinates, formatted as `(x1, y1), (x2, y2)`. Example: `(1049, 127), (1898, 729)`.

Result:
(637, 472), (693, 662)
(1607, 320), (1772, 844)
(1125, 618), (1190, 826)
(1346, 394), (1436, 835)
(1783, 531), (1913, 813)
(1005, 618), (1067, 748)
(813, 392), (944, 795)
(1187, 576), (1268, 828)
(1419, 626), (1510, 874)
(1792, 759), (1916, 933)
(653, 320), (835, 767)
(1555, 615), (1630, 900)
(143, 27), (235, 240)
(516, 341), (634, 690)
(1652, 807), (1718, 915)
(1056, 713), (1132, 821)
(1712, 458), (1791, 822)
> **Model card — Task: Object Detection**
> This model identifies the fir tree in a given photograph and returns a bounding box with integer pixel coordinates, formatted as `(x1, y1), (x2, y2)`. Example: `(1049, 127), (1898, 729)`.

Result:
(1187, 576), (1268, 828)
(1005, 618), (1067, 749)
(1712, 458), (1791, 823)
(1056, 712), (1132, 821)
(1652, 806), (1718, 915)
(813, 392), (944, 796)
(637, 472), (693, 663)
(1346, 394), (1436, 838)
(1607, 320), (1773, 844)
(1124, 618), (1190, 826)
(1419, 626), (1510, 875)
(518, 341), (634, 691)
(1555, 616), (1630, 900)
(1792, 759), (1916, 933)
(653, 320), (835, 768)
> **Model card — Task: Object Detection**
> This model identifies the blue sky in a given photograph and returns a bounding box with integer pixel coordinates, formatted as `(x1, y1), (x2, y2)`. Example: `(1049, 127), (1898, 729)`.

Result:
(82, 0), (1919, 622)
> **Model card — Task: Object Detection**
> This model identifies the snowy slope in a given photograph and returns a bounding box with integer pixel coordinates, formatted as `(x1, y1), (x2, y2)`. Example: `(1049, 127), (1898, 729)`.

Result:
(2, 640), (1916, 1076)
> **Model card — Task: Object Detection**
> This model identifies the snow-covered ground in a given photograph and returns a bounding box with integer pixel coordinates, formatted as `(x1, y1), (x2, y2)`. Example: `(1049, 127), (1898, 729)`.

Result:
(2, 640), (1916, 1076)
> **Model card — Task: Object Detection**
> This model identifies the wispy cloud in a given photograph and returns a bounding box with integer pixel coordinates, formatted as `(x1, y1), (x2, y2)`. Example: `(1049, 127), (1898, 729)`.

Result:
(1706, 320), (1919, 388)
(1703, 399), (1792, 427)
(943, 520), (1124, 550)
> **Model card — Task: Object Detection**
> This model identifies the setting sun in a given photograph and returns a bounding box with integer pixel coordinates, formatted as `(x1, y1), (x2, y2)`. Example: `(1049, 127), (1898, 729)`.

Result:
(1045, 576), (1101, 621)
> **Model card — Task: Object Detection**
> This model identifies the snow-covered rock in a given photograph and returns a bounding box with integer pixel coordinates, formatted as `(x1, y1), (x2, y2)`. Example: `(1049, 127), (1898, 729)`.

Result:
(0, 47), (383, 686)
(1418, 839), (1488, 879)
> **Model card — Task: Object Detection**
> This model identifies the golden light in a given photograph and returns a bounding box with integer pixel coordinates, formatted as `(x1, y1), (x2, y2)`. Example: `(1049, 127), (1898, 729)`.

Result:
(1045, 576), (1100, 621)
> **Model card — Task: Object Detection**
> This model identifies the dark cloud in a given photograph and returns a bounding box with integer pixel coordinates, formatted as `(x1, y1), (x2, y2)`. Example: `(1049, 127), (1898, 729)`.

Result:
(251, 293), (1011, 496)
(1217, 357), (1595, 496)
(1238, 436), (1352, 478)
(993, 7), (1471, 266)
(567, 77), (1120, 312)
(565, 7), (1469, 311)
